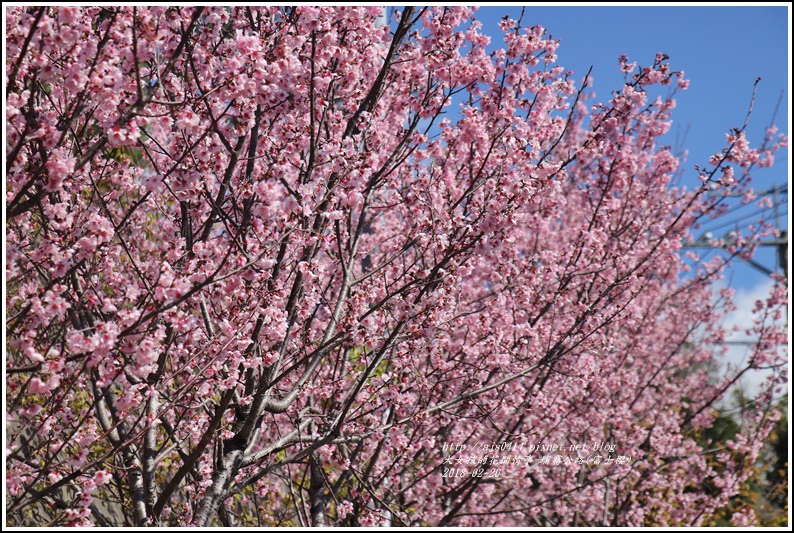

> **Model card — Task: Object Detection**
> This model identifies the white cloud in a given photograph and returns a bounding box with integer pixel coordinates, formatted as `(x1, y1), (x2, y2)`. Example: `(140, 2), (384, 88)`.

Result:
(717, 277), (787, 399)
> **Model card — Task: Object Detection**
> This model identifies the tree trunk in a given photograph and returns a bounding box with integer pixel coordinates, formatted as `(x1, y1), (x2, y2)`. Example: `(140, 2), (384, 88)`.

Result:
(308, 454), (328, 526)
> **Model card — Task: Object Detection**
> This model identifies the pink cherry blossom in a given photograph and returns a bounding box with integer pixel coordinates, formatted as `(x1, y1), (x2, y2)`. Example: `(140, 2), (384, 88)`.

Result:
(6, 6), (786, 528)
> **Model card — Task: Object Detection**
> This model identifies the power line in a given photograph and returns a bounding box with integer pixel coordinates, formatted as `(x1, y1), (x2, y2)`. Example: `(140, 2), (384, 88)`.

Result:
(683, 183), (789, 281)
(699, 186), (788, 225)
(698, 204), (787, 236)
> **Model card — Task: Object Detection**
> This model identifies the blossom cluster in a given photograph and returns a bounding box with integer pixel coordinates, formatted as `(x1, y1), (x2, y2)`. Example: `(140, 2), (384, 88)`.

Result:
(6, 6), (786, 527)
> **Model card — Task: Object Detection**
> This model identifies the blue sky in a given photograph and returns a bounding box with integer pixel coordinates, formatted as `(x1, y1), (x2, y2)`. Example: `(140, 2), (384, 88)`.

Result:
(385, 5), (789, 286)
(466, 5), (789, 288)
(466, 5), (790, 396)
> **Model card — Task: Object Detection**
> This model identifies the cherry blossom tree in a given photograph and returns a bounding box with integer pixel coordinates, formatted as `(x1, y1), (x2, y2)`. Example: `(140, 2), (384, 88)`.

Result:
(5, 6), (788, 527)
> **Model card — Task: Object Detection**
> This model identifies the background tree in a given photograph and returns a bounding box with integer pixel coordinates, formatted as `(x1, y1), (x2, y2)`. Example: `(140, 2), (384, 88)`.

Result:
(702, 392), (788, 527)
(5, 6), (788, 527)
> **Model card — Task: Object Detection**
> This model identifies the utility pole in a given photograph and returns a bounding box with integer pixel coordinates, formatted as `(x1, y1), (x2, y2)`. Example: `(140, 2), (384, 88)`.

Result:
(777, 229), (787, 281)
(684, 183), (789, 283)
(681, 184), (789, 411)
